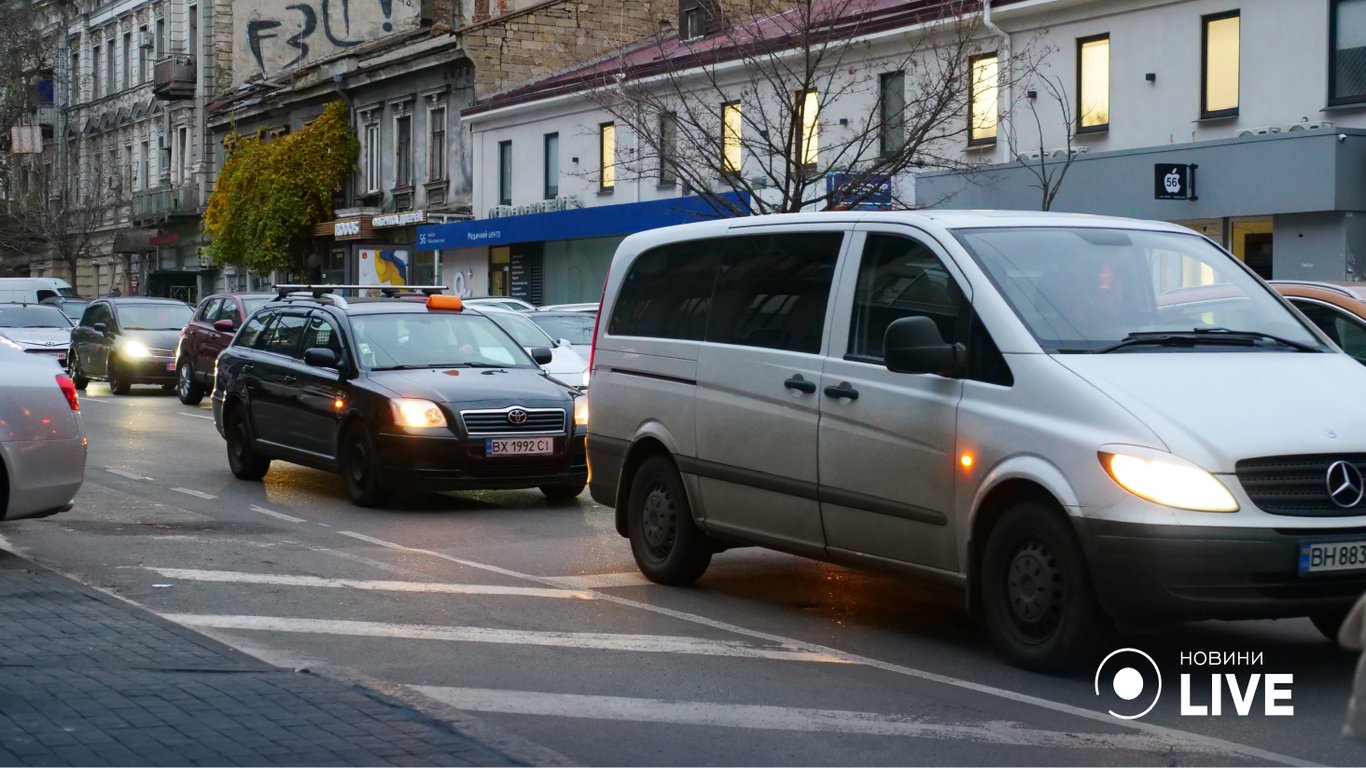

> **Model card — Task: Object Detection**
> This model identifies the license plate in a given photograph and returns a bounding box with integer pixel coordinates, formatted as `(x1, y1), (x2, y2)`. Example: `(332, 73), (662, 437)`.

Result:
(1299, 539), (1366, 574)
(165, 362), (176, 372)
(486, 437), (554, 456)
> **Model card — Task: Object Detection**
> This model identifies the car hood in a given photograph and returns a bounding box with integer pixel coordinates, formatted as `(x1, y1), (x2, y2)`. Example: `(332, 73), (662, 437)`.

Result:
(119, 329), (182, 353)
(366, 367), (575, 408)
(1, 327), (70, 348)
(1052, 351), (1366, 472)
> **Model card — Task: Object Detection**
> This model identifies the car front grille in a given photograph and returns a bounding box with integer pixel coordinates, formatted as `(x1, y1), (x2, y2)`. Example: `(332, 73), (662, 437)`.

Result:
(459, 407), (567, 436)
(1235, 454), (1366, 516)
(147, 347), (175, 358)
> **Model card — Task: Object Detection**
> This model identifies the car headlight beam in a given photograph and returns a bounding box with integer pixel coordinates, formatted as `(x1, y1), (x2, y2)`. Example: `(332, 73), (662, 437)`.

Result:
(390, 398), (447, 428)
(1100, 452), (1238, 512)
(120, 340), (150, 358)
(574, 396), (589, 427)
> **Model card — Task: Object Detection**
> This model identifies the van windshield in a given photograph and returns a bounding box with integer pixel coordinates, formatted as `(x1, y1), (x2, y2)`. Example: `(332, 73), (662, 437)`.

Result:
(953, 227), (1326, 354)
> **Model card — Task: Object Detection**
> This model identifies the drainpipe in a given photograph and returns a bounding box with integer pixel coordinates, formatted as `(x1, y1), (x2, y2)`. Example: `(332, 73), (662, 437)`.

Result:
(983, 0), (1011, 159)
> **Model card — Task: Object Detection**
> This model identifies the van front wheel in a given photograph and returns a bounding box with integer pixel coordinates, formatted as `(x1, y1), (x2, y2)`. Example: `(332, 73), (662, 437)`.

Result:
(981, 503), (1108, 672)
(627, 455), (711, 585)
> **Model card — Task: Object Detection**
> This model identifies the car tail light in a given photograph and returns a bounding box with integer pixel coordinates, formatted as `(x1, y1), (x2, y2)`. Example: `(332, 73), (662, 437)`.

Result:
(56, 374), (79, 411)
(587, 277), (607, 380)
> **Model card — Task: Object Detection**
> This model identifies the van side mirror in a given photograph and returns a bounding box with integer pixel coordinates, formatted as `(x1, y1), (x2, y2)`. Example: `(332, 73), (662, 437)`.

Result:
(213, 318), (236, 332)
(530, 346), (554, 365)
(884, 316), (965, 376)
(303, 347), (339, 369)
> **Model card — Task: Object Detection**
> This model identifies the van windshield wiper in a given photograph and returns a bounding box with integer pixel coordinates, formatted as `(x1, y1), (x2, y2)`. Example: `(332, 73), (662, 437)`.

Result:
(1091, 329), (1319, 354)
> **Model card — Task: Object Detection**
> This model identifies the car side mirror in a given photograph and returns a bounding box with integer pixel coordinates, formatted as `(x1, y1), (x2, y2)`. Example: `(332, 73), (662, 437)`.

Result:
(530, 346), (554, 365)
(92, 322), (107, 335)
(303, 347), (339, 369)
(884, 316), (966, 376)
(213, 318), (236, 332)
(557, 338), (572, 348)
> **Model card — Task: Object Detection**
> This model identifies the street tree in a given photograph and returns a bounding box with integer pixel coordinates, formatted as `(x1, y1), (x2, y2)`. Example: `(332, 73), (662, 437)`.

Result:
(1005, 72), (1082, 211)
(0, 151), (117, 283)
(585, 0), (1018, 215)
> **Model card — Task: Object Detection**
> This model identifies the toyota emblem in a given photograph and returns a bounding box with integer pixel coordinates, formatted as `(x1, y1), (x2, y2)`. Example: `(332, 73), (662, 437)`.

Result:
(1326, 460), (1365, 508)
(507, 408), (529, 425)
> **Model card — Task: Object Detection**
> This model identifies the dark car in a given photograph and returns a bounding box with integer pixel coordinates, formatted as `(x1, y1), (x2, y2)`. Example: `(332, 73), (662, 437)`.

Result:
(68, 298), (194, 394)
(40, 296), (91, 323)
(211, 290), (588, 507)
(175, 292), (274, 405)
(0, 303), (74, 369)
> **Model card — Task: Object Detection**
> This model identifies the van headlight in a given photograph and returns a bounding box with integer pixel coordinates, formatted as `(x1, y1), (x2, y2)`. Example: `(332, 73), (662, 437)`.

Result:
(390, 398), (447, 428)
(1100, 451), (1238, 512)
(120, 340), (150, 358)
(574, 395), (589, 427)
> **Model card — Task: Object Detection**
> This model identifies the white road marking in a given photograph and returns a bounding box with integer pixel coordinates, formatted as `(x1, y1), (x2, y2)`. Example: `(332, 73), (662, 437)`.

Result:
(334, 529), (1311, 767)
(104, 467), (151, 481)
(177, 411), (215, 421)
(161, 614), (848, 663)
(250, 505), (305, 523)
(548, 571), (648, 589)
(411, 687), (1249, 756)
(171, 487), (217, 500)
(146, 568), (594, 600)
(79, 397), (108, 404)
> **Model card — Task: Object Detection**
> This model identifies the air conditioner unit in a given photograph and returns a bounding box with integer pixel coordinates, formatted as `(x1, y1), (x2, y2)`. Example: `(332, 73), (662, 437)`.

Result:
(1238, 126), (1281, 137)
(1017, 151), (1043, 162)
(140, 31), (154, 49)
(1049, 147), (1089, 159)
(197, 253), (213, 269)
(1287, 120), (1334, 132)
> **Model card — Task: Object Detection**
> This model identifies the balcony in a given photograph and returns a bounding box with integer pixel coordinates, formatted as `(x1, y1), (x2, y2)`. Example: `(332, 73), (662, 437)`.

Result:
(152, 55), (196, 100)
(132, 183), (200, 222)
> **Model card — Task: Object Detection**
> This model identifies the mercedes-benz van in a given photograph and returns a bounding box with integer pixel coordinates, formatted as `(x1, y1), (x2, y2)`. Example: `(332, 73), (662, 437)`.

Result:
(0, 277), (77, 304)
(585, 211), (1366, 671)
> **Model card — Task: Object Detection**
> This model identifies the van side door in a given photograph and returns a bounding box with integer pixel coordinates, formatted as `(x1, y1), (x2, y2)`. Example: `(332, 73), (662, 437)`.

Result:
(817, 228), (973, 574)
(692, 229), (846, 556)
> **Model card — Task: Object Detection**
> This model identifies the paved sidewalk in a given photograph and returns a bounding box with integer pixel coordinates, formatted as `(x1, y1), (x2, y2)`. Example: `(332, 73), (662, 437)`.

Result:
(0, 549), (523, 767)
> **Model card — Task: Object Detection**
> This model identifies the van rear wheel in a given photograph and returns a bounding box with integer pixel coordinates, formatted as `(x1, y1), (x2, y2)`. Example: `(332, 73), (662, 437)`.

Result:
(627, 455), (711, 585)
(981, 502), (1108, 672)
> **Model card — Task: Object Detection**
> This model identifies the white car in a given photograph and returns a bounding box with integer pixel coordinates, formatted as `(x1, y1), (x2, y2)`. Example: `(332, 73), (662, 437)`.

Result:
(478, 305), (589, 389)
(0, 302), (75, 370)
(463, 296), (537, 312)
(0, 345), (86, 520)
(538, 302), (599, 313)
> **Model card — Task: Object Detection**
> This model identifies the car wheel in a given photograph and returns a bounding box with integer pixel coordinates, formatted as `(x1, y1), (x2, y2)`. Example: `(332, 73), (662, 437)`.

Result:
(627, 455), (711, 585)
(224, 406), (270, 481)
(540, 480), (586, 502)
(176, 360), (204, 405)
(342, 426), (390, 508)
(106, 358), (130, 395)
(1311, 609), (1352, 644)
(980, 502), (1109, 673)
(68, 356), (88, 390)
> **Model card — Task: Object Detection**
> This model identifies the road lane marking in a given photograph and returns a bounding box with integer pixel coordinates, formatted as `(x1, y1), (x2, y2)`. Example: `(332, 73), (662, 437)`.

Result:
(410, 687), (1250, 756)
(250, 505), (305, 523)
(104, 467), (151, 481)
(333, 529), (1311, 767)
(548, 572), (648, 589)
(146, 568), (594, 600)
(161, 615), (848, 663)
(171, 487), (217, 500)
(177, 411), (215, 421)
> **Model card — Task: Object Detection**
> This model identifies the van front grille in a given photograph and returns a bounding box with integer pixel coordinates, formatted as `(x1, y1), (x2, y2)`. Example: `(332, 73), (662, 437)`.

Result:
(1235, 454), (1366, 516)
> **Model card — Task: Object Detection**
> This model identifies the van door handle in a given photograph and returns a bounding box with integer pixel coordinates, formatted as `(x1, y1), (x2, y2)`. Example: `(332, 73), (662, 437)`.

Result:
(282, 375), (297, 385)
(783, 375), (817, 394)
(823, 383), (859, 401)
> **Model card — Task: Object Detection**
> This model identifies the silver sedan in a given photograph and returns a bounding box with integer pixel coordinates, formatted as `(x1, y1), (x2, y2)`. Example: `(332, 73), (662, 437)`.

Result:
(0, 344), (86, 520)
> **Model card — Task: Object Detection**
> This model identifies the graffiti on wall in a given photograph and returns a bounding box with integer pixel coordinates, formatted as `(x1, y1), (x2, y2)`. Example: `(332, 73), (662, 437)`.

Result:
(236, 0), (420, 81)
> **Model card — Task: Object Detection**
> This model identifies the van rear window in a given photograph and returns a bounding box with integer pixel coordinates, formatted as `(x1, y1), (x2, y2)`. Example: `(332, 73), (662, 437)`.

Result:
(608, 239), (723, 341)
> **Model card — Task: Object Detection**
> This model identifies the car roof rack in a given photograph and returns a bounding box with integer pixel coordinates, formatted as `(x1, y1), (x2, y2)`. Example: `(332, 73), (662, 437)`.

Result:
(272, 284), (446, 308)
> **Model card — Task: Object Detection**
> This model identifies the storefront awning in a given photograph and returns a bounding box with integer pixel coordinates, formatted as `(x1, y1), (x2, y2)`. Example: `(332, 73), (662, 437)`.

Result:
(415, 192), (749, 251)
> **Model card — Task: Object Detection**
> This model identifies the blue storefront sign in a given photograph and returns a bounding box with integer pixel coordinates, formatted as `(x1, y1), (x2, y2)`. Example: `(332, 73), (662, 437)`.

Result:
(825, 172), (892, 210)
(416, 192), (749, 250)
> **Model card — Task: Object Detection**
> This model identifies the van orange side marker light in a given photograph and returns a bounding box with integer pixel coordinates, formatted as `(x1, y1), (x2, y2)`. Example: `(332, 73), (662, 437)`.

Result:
(334, 398), (345, 410)
(427, 295), (464, 312)
(960, 453), (974, 470)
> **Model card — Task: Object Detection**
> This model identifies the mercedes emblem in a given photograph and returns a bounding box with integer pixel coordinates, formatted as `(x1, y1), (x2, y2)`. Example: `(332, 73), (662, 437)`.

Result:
(1326, 460), (1365, 509)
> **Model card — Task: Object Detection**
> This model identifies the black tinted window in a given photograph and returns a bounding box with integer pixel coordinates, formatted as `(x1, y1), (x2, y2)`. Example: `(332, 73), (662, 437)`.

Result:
(849, 234), (963, 360)
(303, 314), (344, 356)
(259, 313), (308, 358)
(196, 298), (222, 322)
(609, 239), (721, 340)
(236, 310), (270, 348)
(706, 233), (842, 353)
(81, 303), (110, 327)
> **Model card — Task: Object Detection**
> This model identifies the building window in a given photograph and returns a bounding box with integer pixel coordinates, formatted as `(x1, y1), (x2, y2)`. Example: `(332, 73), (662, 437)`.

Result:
(1332, 0), (1366, 105)
(124, 144), (133, 192)
(1202, 11), (1239, 118)
(363, 120), (379, 193)
(139, 141), (150, 190)
(879, 71), (906, 155)
(543, 132), (559, 199)
(69, 48), (79, 102)
(599, 122), (616, 190)
(968, 54), (999, 145)
(395, 114), (412, 188)
(498, 140), (512, 206)
(122, 32), (131, 89)
(428, 106), (446, 182)
(176, 126), (188, 184)
(1077, 34), (1110, 132)
(683, 8), (702, 40)
(796, 90), (819, 168)
(658, 114), (677, 186)
(139, 26), (149, 82)
(91, 45), (100, 98)
(105, 34), (114, 96)
(188, 5), (197, 57)
(155, 17), (164, 57)
(722, 102), (742, 174)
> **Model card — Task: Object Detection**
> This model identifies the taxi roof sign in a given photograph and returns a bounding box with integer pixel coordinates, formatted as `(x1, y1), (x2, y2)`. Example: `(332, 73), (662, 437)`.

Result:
(427, 294), (464, 312)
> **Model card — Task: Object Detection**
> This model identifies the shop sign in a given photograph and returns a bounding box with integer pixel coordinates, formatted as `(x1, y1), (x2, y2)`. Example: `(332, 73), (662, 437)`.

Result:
(1155, 164), (1198, 200)
(149, 233), (180, 246)
(335, 220), (363, 237)
(372, 210), (427, 228)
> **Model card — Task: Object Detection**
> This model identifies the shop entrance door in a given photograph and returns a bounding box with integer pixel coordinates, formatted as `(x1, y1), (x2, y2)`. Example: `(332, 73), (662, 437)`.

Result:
(490, 247), (510, 296)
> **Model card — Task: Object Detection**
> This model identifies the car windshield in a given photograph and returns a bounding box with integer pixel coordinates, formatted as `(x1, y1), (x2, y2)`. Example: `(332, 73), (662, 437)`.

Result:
(528, 313), (596, 345)
(0, 304), (73, 328)
(485, 310), (556, 348)
(118, 303), (193, 330)
(953, 227), (1326, 353)
(349, 312), (536, 370)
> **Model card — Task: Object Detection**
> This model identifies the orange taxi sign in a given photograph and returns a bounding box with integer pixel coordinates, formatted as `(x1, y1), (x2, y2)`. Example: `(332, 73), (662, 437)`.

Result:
(426, 294), (464, 312)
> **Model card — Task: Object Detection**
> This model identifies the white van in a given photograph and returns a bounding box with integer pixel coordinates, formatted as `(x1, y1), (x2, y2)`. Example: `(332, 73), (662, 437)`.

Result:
(585, 211), (1366, 671)
(0, 277), (78, 304)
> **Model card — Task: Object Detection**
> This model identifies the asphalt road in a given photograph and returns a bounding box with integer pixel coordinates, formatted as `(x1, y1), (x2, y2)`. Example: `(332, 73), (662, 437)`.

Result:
(3, 383), (1364, 766)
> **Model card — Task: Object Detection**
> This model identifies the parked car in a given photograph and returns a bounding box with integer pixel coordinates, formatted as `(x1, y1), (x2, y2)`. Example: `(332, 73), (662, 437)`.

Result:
(175, 292), (275, 405)
(0, 345), (85, 521)
(526, 310), (597, 357)
(538, 302), (600, 313)
(587, 210), (1366, 672)
(463, 296), (537, 312)
(0, 277), (77, 304)
(0, 303), (75, 369)
(479, 305), (589, 389)
(1270, 281), (1366, 364)
(41, 296), (92, 323)
(68, 298), (194, 394)
(212, 290), (587, 506)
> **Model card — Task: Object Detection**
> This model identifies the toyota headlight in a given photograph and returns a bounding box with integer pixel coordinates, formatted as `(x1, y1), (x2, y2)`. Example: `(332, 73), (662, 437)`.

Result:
(1100, 451), (1238, 512)
(390, 398), (447, 428)
(120, 340), (150, 358)
(574, 395), (589, 427)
